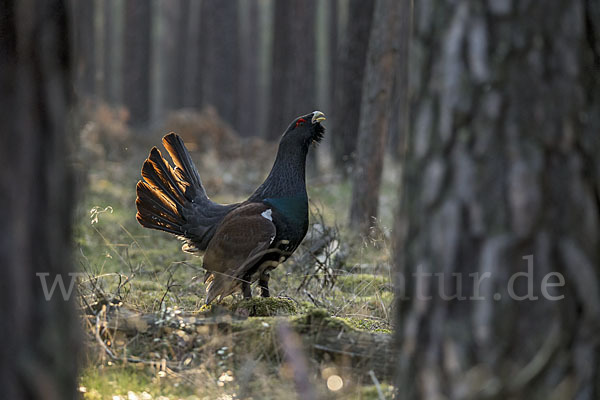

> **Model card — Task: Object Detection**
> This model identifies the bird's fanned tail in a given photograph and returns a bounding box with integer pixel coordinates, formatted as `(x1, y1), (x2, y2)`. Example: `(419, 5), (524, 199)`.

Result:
(136, 133), (238, 252)
(136, 146), (188, 234)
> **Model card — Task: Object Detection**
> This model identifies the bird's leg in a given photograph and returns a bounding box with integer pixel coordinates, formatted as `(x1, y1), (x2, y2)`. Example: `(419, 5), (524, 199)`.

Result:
(242, 273), (252, 299)
(259, 270), (271, 297)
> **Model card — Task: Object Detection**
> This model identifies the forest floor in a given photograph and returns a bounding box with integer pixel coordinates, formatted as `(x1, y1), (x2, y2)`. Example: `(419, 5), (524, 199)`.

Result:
(74, 106), (399, 399)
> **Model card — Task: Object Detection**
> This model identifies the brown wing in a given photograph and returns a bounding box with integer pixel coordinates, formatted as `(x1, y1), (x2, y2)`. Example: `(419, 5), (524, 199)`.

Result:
(203, 203), (276, 304)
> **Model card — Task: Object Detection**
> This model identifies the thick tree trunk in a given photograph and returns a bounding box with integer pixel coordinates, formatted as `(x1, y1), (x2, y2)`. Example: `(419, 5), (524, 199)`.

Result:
(267, 0), (317, 140)
(394, 1), (600, 399)
(330, 0), (375, 173)
(0, 1), (80, 398)
(239, 0), (260, 137)
(349, 0), (400, 234)
(202, 0), (240, 131)
(123, 0), (151, 127)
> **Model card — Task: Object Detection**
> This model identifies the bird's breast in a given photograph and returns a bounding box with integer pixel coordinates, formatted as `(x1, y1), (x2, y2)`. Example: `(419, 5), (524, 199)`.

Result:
(263, 195), (309, 248)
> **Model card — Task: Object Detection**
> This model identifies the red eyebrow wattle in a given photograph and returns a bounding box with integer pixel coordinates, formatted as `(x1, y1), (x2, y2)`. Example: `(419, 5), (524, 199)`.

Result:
(295, 118), (306, 127)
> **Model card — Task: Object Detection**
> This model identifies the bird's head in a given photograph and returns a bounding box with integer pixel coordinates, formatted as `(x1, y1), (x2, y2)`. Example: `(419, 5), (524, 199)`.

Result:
(280, 111), (326, 148)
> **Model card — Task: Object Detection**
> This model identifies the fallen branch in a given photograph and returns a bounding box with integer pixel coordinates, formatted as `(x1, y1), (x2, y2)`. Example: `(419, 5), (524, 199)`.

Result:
(91, 306), (395, 380)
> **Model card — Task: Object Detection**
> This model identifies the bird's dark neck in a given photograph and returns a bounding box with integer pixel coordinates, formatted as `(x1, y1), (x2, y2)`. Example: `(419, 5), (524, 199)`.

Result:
(250, 141), (309, 201)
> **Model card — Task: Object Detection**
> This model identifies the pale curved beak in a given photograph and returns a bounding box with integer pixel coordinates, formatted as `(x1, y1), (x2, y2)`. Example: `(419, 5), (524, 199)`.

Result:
(311, 110), (326, 123)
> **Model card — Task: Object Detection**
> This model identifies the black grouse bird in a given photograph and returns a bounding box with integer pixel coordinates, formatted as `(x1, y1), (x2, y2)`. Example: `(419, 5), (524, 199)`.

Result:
(136, 111), (326, 304)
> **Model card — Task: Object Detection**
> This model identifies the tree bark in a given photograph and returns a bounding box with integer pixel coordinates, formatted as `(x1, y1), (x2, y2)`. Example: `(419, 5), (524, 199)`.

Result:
(267, 0), (317, 140)
(349, 0), (400, 234)
(394, 1), (600, 399)
(202, 0), (240, 131)
(155, 0), (187, 121)
(172, 0), (190, 110)
(266, 0), (291, 140)
(330, 0), (375, 173)
(182, 0), (203, 108)
(327, 0), (338, 113)
(0, 1), (80, 398)
(238, 0), (260, 137)
(123, 0), (151, 127)
(103, 0), (115, 103)
(387, 0), (411, 160)
(72, 0), (96, 98)
(101, 0), (124, 105)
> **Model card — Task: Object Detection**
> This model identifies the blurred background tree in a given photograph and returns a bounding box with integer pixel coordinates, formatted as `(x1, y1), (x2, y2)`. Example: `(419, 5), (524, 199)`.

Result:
(123, 0), (152, 127)
(330, 0), (374, 174)
(348, 0), (401, 232)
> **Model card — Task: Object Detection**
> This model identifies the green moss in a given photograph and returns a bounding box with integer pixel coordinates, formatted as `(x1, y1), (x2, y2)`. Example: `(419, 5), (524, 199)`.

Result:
(292, 308), (353, 333)
(291, 308), (392, 334)
(336, 273), (392, 296)
(337, 317), (392, 334)
(230, 297), (298, 316)
(227, 316), (282, 362)
(297, 300), (318, 312)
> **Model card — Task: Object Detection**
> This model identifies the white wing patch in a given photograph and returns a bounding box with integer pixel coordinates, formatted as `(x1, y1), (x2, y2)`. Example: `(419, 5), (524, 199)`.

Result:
(261, 209), (273, 221)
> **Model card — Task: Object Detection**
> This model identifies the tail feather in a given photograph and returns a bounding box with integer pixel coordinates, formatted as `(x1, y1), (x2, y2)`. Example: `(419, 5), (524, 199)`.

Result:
(136, 186), (178, 222)
(141, 150), (185, 208)
(135, 133), (240, 252)
(136, 181), (183, 235)
(162, 133), (207, 200)
(147, 147), (187, 202)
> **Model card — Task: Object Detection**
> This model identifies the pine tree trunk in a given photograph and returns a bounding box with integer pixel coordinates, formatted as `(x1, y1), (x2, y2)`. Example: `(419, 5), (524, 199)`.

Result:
(202, 0), (239, 130)
(327, 0), (338, 113)
(155, 0), (184, 120)
(0, 1), (80, 398)
(348, 0), (399, 234)
(267, 0), (317, 140)
(172, 0), (190, 110)
(387, 0), (411, 160)
(123, 0), (151, 127)
(394, 1), (600, 398)
(239, 0), (260, 137)
(103, 0), (115, 103)
(102, 0), (124, 105)
(330, 0), (375, 173)
(266, 0), (292, 140)
(72, 0), (96, 98)
(183, 0), (204, 109)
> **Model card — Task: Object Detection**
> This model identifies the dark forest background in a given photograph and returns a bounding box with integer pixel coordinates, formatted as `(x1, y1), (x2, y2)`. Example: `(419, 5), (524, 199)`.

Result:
(71, 0), (406, 234)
